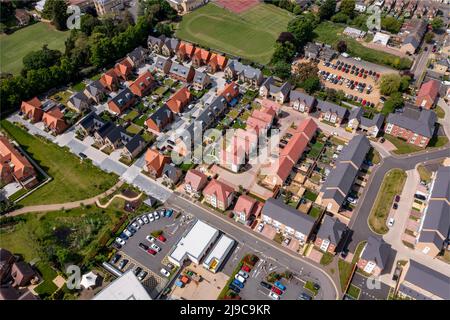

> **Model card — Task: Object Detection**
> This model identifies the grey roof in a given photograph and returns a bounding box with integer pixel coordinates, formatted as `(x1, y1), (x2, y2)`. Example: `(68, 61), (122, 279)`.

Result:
(430, 166), (450, 201)
(360, 113), (385, 129)
(84, 80), (105, 97)
(162, 163), (182, 183)
(68, 91), (89, 110)
(316, 215), (347, 246)
(262, 198), (316, 236)
(403, 34), (420, 49)
(348, 107), (364, 121)
(321, 162), (358, 198)
(289, 90), (316, 107)
(338, 134), (371, 168)
(164, 37), (179, 51)
(127, 46), (146, 64)
(97, 121), (116, 139)
(149, 105), (172, 129)
(319, 46), (337, 61)
(322, 188), (346, 207)
(169, 62), (193, 78)
(124, 134), (144, 153)
(79, 113), (105, 130)
(226, 60), (262, 80)
(304, 42), (321, 57)
(421, 200), (450, 237)
(386, 106), (436, 138)
(106, 125), (130, 144)
(147, 35), (165, 47)
(193, 70), (209, 85)
(418, 230), (445, 250)
(402, 260), (450, 300)
(261, 76), (291, 96)
(360, 236), (391, 270)
(110, 88), (134, 107)
(317, 100), (349, 119)
(155, 56), (171, 70)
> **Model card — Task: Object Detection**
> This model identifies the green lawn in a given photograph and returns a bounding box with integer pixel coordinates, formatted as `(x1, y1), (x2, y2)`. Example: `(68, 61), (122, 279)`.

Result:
(71, 81), (86, 92)
(0, 22), (69, 75)
(369, 169), (407, 234)
(320, 252), (334, 266)
(338, 260), (354, 292)
(124, 109), (140, 122)
(347, 284), (361, 300)
(176, 3), (293, 65)
(304, 189), (318, 202)
(304, 281), (319, 296)
(308, 205), (322, 220)
(384, 134), (448, 155)
(1, 121), (118, 205)
(126, 123), (142, 135)
(314, 21), (412, 70)
(435, 106), (445, 119)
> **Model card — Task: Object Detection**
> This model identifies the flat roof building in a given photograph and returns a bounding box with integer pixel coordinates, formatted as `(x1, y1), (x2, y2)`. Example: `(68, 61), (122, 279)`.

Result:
(203, 234), (235, 273)
(93, 271), (151, 300)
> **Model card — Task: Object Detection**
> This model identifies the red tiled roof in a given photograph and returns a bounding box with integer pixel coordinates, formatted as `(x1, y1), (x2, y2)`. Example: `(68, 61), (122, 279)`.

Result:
(203, 179), (234, 204)
(193, 47), (211, 62)
(209, 53), (228, 70)
(219, 82), (239, 102)
(145, 149), (170, 177)
(295, 118), (318, 140)
(20, 97), (43, 122)
(0, 137), (35, 180)
(166, 87), (191, 113)
(129, 70), (154, 96)
(281, 134), (309, 164)
(101, 69), (119, 87)
(416, 79), (440, 101)
(42, 108), (67, 133)
(258, 99), (281, 114)
(115, 59), (133, 78)
(274, 156), (295, 182)
(251, 109), (274, 124)
(184, 169), (208, 191)
(233, 195), (257, 217)
(178, 41), (196, 57)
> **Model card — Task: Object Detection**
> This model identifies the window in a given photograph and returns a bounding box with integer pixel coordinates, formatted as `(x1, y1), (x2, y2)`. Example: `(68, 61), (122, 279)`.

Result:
(422, 246), (430, 254)
(364, 261), (376, 274)
(320, 239), (330, 252)
(385, 123), (393, 133)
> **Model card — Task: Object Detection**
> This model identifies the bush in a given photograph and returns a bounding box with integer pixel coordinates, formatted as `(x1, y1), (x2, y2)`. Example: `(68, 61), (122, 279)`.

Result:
(151, 230), (163, 237)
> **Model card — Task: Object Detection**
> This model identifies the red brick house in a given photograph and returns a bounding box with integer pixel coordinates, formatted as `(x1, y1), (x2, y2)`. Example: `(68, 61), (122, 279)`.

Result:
(202, 179), (235, 211)
(166, 86), (192, 114)
(144, 148), (171, 179)
(191, 47), (211, 68)
(114, 59), (133, 80)
(314, 215), (347, 254)
(42, 108), (68, 135)
(177, 41), (196, 61)
(129, 70), (156, 97)
(233, 195), (263, 225)
(169, 62), (195, 83)
(20, 97), (43, 123)
(207, 53), (228, 73)
(415, 79), (440, 109)
(219, 82), (239, 103)
(107, 88), (135, 115)
(184, 169), (208, 197)
(145, 105), (173, 133)
(100, 69), (120, 92)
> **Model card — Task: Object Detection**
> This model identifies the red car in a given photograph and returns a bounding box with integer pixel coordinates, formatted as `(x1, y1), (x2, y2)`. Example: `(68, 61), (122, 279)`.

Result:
(147, 249), (157, 255)
(241, 265), (251, 272)
(271, 286), (283, 295)
(157, 235), (167, 243)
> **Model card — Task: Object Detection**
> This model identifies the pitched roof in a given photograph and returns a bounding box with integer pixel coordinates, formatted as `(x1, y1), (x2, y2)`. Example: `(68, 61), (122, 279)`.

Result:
(127, 46), (146, 65)
(178, 41), (195, 56)
(234, 195), (257, 216)
(162, 163), (182, 182)
(430, 166), (450, 201)
(417, 79), (440, 101)
(338, 134), (371, 168)
(261, 76), (291, 96)
(348, 106), (364, 121)
(84, 80), (105, 97)
(148, 105), (172, 129)
(0, 137), (35, 180)
(166, 87), (191, 113)
(193, 70), (210, 85)
(68, 91), (89, 110)
(145, 149), (170, 173)
(193, 47), (211, 61)
(129, 70), (154, 94)
(164, 37), (179, 51)
(262, 198), (316, 236)
(79, 113), (105, 130)
(108, 88), (134, 109)
(317, 215), (347, 246)
(386, 106), (437, 138)
(101, 68), (119, 87)
(124, 134), (144, 153)
(360, 236), (391, 270)
(226, 59), (262, 80)
(208, 53), (228, 69)
(147, 35), (165, 47)
(155, 56), (171, 70)
(296, 117), (317, 140)
(360, 113), (385, 129)
(289, 90), (316, 107)
(169, 62), (193, 78)
(219, 82), (239, 101)
(184, 169), (208, 191)
(317, 100), (349, 119)
(203, 179), (234, 203)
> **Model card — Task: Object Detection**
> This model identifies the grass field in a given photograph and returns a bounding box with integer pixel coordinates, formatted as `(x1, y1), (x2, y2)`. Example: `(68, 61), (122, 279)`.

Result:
(1, 120), (118, 205)
(176, 3), (293, 65)
(0, 22), (69, 75)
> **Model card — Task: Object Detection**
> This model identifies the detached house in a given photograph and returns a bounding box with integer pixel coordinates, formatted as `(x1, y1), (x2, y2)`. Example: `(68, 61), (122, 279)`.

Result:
(146, 105), (173, 133)
(219, 81), (240, 103)
(317, 100), (349, 125)
(129, 70), (156, 97)
(357, 236), (391, 276)
(154, 56), (172, 75)
(68, 91), (90, 113)
(107, 88), (135, 115)
(114, 59), (133, 80)
(203, 179), (235, 211)
(314, 215), (347, 254)
(20, 97), (43, 123)
(144, 148), (171, 178)
(42, 107), (68, 135)
(166, 86), (192, 114)
(84, 80), (106, 104)
(162, 164), (182, 187)
(192, 70), (211, 91)
(191, 47), (211, 67)
(207, 53), (228, 73)
(259, 76), (291, 104)
(233, 195), (263, 225)
(100, 69), (120, 92)
(177, 41), (196, 61)
(415, 79), (440, 109)
(169, 62), (195, 83)
(126, 46), (147, 68)
(347, 107), (365, 131)
(184, 169), (208, 197)
(289, 90), (316, 113)
(121, 135), (146, 160)
(224, 60), (263, 88)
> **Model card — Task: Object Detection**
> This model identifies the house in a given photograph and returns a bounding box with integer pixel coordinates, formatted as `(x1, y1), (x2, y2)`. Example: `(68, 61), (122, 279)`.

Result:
(107, 88), (135, 115)
(177, 41), (196, 61)
(93, 0), (124, 16)
(246, 108), (275, 135)
(77, 113), (106, 136)
(319, 45), (337, 61)
(191, 47), (211, 68)
(314, 215), (347, 254)
(184, 169), (208, 197)
(219, 82), (240, 103)
(397, 260), (450, 300)
(259, 77), (291, 104)
(15, 9), (30, 26)
(192, 70), (211, 91)
(357, 236), (391, 276)
(317, 100), (349, 125)
(146, 105), (173, 133)
(233, 195), (263, 225)
(304, 42), (321, 60)
(144, 148), (171, 178)
(166, 87), (192, 114)
(343, 27), (366, 39)
(261, 198), (316, 244)
(114, 59), (133, 80)
(126, 46), (147, 68)
(224, 60), (264, 88)
(202, 179), (235, 211)
(169, 62), (195, 83)
(400, 19), (428, 55)
(289, 90), (316, 113)
(219, 144), (246, 173)
(162, 164), (182, 187)
(147, 35), (165, 54)
(347, 107), (365, 131)
(166, 0), (207, 15)
(0, 249), (15, 283)
(359, 113), (385, 138)
(154, 56), (172, 75)
(42, 107), (68, 135)
(384, 106), (437, 147)
(94, 121), (115, 145)
(84, 81), (106, 104)
(129, 70), (156, 97)
(20, 97), (43, 123)
(317, 135), (371, 214)
(11, 261), (36, 287)
(100, 69), (120, 92)
(0, 137), (38, 189)
(416, 166), (450, 257)
(207, 53), (228, 73)
(121, 135), (146, 160)
(415, 79), (440, 109)
(355, 1), (367, 12)
(161, 37), (180, 57)
(67, 92), (90, 113)
(103, 126), (132, 150)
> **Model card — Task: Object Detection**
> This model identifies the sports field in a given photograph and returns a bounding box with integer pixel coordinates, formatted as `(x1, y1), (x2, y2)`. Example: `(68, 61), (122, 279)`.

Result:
(175, 3), (293, 65)
(0, 22), (69, 75)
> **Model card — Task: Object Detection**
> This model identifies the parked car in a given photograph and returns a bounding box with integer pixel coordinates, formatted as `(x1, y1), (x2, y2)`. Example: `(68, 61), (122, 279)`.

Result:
(137, 217), (144, 226)
(228, 284), (241, 293)
(147, 212), (155, 222)
(274, 281), (286, 291)
(151, 243), (161, 252)
(137, 270), (148, 281)
(232, 279), (244, 288)
(313, 283), (320, 291)
(134, 267), (142, 276)
(238, 270), (249, 279)
(235, 274), (246, 283)
(147, 249), (157, 255)
(269, 292), (280, 300)
(115, 237), (125, 246)
(260, 281), (272, 290)
(119, 232), (129, 240)
(160, 268), (171, 278)
(142, 215), (149, 224)
(392, 266), (402, 281)
(257, 223), (264, 232)
(414, 194), (426, 201)
(299, 292), (312, 300)
(154, 211), (160, 220)
(127, 226), (137, 235)
(242, 265), (251, 273)
(393, 203), (398, 210)
(123, 229), (133, 238)
(157, 234), (167, 242)
(167, 263), (175, 270)
(132, 222), (140, 230)
(138, 242), (149, 251)
(388, 218), (395, 227)
(165, 209), (173, 217)
(271, 286), (283, 295)
(347, 197), (357, 205)
(118, 259), (128, 270)
(146, 235), (155, 243)
(395, 195), (401, 202)
(111, 254), (121, 264)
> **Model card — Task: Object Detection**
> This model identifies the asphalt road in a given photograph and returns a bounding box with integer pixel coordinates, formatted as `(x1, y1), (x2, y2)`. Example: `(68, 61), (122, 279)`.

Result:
(166, 194), (340, 300)
(348, 146), (450, 251)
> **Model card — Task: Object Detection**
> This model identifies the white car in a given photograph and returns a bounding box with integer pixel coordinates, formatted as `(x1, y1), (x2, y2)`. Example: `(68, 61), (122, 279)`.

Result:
(142, 215), (149, 224)
(151, 243), (161, 252)
(257, 223), (264, 232)
(132, 222), (140, 230)
(235, 274), (246, 283)
(124, 229), (132, 237)
(137, 218), (144, 226)
(388, 218), (395, 227)
(147, 212), (155, 222)
(115, 238), (126, 246)
(347, 197), (357, 205)
(160, 268), (171, 278)
(154, 211), (160, 220)
(238, 270), (249, 279)
(146, 235), (155, 243)
(269, 292), (280, 300)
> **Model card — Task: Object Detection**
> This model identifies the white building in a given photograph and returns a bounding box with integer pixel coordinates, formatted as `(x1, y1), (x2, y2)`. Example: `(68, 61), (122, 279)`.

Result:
(168, 220), (219, 267)
(372, 32), (391, 46)
(93, 271), (152, 300)
(203, 234), (235, 273)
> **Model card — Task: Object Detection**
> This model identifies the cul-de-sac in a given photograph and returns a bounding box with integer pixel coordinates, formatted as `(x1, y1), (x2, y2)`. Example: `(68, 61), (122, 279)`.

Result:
(0, 0), (449, 301)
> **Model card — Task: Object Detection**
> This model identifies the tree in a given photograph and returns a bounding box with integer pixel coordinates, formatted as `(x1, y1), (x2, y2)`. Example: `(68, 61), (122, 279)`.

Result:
(43, 0), (69, 30)
(0, 1), (13, 23)
(380, 74), (402, 96)
(271, 41), (296, 64)
(336, 40), (347, 53)
(381, 16), (402, 34)
(287, 16), (314, 47)
(80, 14), (101, 36)
(331, 12), (349, 23)
(431, 18), (444, 31)
(277, 32), (296, 44)
(382, 92), (404, 115)
(271, 61), (292, 80)
(291, 61), (318, 83)
(300, 76), (321, 94)
(319, 0), (336, 21)
(340, 0), (356, 18)
(424, 32), (434, 44)
(399, 76), (411, 92)
(22, 45), (62, 74)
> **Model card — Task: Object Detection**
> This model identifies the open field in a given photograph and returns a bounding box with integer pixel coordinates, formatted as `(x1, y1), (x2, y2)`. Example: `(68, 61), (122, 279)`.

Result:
(1, 120), (118, 205)
(0, 22), (69, 75)
(176, 3), (293, 65)
(369, 169), (407, 234)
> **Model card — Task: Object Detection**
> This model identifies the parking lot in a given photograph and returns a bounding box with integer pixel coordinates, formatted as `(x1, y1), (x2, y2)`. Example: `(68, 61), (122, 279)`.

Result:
(109, 208), (195, 297)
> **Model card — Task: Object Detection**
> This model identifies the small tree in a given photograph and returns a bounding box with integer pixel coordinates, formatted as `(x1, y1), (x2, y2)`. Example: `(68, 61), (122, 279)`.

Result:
(336, 40), (347, 53)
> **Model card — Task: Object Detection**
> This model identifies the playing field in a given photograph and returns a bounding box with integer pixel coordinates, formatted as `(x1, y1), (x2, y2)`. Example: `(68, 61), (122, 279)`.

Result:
(175, 3), (293, 65)
(0, 22), (69, 75)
